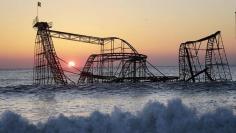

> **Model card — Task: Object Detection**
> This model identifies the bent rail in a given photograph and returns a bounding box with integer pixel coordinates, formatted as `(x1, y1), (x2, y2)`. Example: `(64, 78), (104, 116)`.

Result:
(49, 30), (138, 54)
(179, 31), (232, 82)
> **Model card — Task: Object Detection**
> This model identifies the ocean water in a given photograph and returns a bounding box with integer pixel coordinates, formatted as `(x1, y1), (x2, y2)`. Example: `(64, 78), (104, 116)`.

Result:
(0, 66), (236, 132)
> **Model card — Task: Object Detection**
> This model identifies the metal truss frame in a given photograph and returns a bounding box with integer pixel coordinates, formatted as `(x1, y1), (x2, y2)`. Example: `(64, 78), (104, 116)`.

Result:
(179, 31), (232, 82)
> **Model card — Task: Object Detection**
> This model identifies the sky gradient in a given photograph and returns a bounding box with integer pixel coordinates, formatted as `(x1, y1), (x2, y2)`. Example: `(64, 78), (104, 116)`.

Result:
(0, 0), (236, 68)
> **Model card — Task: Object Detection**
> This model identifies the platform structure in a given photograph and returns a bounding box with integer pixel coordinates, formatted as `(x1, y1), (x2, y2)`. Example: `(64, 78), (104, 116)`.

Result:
(33, 21), (178, 85)
(179, 31), (232, 82)
(33, 22), (68, 85)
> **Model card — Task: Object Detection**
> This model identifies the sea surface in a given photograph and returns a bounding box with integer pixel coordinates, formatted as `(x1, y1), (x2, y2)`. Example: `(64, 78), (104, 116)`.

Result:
(0, 66), (236, 132)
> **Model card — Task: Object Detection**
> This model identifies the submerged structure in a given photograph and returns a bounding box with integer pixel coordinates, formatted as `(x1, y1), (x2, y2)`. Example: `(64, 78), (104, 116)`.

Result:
(33, 20), (232, 85)
(33, 21), (178, 85)
(179, 31), (232, 82)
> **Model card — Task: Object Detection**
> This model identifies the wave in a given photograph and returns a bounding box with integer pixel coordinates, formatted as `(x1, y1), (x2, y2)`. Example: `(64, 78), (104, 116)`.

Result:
(0, 99), (236, 133)
(0, 81), (236, 94)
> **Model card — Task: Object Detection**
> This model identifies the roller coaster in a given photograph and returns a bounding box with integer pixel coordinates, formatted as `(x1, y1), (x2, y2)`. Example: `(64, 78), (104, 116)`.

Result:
(33, 20), (232, 85)
(33, 21), (178, 85)
(179, 31), (232, 82)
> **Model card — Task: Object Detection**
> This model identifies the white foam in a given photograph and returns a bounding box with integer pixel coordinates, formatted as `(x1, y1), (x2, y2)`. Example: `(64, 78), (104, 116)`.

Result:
(0, 99), (236, 133)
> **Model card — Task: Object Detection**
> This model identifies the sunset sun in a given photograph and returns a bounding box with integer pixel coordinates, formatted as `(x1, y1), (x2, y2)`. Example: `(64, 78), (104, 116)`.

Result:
(68, 61), (75, 67)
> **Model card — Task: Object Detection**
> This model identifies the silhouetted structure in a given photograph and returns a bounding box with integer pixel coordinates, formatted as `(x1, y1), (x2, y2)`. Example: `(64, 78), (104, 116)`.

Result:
(33, 21), (178, 85)
(179, 31), (232, 82)
(33, 20), (232, 85)
(33, 22), (68, 85)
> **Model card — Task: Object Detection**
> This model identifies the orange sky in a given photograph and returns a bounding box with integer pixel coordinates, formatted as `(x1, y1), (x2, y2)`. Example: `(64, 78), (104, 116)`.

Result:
(0, 0), (236, 68)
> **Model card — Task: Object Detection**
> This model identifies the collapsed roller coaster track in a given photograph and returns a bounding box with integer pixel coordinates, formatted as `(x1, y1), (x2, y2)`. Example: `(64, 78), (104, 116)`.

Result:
(33, 20), (232, 85)
(179, 31), (232, 82)
(33, 21), (178, 85)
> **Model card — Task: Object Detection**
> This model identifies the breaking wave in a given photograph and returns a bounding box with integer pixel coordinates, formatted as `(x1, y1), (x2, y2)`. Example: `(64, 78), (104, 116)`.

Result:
(0, 99), (236, 133)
